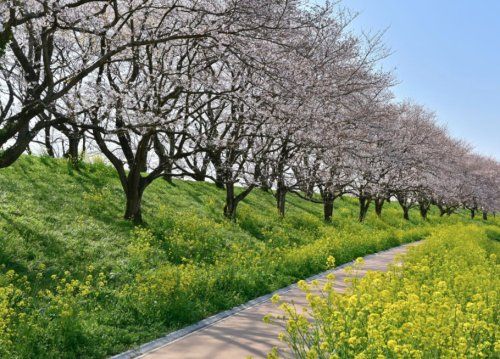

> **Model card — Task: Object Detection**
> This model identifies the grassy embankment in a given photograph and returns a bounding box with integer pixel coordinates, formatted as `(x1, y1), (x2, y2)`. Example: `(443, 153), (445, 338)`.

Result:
(0, 156), (497, 358)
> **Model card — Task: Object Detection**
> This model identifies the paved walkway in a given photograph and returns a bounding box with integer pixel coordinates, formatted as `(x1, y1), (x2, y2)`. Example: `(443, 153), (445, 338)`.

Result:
(115, 242), (418, 359)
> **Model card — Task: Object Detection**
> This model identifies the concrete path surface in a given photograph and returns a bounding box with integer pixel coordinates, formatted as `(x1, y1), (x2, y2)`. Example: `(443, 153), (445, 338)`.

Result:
(113, 242), (418, 359)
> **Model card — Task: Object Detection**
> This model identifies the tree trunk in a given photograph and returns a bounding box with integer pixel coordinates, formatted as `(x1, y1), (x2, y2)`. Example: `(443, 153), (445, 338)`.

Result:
(224, 182), (237, 220)
(64, 132), (81, 167)
(403, 207), (410, 220)
(67, 136), (80, 164)
(358, 196), (371, 222)
(162, 160), (173, 183)
(254, 162), (270, 192)
(305, 182), (315, 199)
(374, 198), (384, 217)
(276, 180), (287, 217)
(470, 209), (475, 219)
(419, 200), (430, 220)
(482, 211), (487, 220)
(44, 127), (55, 157)
(223, 181), (256, 221)
(212, 161), (225, 189)
(124, 180), (145, 224)
(152, 135), (173, 183)
(0, 121), (37, 168)
(419, 204), (429, 220)
(323, 196), (334, 222)
(192, 173), (206, 182)
(437, 204), (446, 217)
(211, 157), (225, 189)
(122, 144), (149, 224)
(215, 175), (225, 189)
(397, 196), (411, 220)
(274, 143), (289, 217)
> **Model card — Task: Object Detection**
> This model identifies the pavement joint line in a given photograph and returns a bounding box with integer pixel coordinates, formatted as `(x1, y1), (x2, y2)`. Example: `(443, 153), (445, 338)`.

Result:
(110, 241), (420, 359)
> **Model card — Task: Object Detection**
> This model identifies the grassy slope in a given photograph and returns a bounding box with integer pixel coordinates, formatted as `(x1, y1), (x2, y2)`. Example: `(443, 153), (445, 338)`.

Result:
(0, 156), (498, 358)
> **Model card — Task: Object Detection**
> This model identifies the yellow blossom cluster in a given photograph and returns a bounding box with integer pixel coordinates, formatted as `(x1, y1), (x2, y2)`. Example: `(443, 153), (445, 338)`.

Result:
(269, 224), (499, 358)
(0, 281), (17, 355)
(0, 264), (107, 357)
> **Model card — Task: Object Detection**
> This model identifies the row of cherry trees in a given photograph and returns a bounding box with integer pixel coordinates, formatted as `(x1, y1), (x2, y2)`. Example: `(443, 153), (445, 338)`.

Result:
(1, 0), (499, 223)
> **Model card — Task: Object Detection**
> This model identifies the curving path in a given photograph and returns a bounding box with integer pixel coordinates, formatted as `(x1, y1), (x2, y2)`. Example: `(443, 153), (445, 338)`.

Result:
(113, 241), (419, 359)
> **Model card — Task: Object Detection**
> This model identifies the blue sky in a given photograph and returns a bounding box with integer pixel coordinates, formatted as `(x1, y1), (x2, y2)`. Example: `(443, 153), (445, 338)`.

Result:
(315, 0), (500, 159)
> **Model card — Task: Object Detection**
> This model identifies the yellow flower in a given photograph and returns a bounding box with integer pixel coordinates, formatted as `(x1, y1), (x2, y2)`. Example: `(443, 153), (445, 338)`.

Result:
(271, 294), (281, 304)
(387, 339), (397, 350)
(326, 255), (336, 269)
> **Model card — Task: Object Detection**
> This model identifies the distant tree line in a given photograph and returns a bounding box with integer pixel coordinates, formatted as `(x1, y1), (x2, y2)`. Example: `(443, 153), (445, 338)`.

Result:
(1, 0), (498, 223)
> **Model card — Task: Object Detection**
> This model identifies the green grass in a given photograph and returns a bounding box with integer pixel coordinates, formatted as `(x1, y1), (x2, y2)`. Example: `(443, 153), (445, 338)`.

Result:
(0, 155), (498, 358)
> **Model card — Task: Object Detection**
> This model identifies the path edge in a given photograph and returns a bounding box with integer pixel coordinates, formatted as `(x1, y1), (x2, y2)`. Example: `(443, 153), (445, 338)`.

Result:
(110, 241), (419, 359)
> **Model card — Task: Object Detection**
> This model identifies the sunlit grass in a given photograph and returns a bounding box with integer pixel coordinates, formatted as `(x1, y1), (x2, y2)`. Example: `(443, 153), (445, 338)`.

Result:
(0, 156), (497, 358)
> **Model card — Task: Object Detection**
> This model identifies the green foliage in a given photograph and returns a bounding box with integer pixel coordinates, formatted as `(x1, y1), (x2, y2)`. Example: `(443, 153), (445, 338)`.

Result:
(271, 224), (500, 358)
(0, 156), (497, 358)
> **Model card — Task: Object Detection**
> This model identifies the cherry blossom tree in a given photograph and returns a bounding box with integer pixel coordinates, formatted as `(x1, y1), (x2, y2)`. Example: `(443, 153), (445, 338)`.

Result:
(1, 0), (307, 169)
(1, 0), (498, 226)
(1, 0), (217, 167)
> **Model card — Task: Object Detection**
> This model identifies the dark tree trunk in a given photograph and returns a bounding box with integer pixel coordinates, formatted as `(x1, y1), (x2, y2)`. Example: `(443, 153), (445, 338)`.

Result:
(374, 198), (384, 217)
(358, 196), (371, 222)
(214, 173), (225, 189)
(437, 204), (446, 217)
(224, 182), (237, 220)
(210, 155), (225, 189)
(187, 157), (209, 183)
(123, 160), (147, 224)
(397, 196), (411, 220)
(403, 207), (410, 220)
(212, 161), (225, 189)
(305, 182), (315, 199)
(276, 180), (287, 217)
(323, 194), (335, 222)
(162, 160), (173, 183)
(482, 211), (487, 220)
(324, 200), (334, 222)
(419, 204), (429, 220)
(62, 128), (83, 168)
(190, 169), (206, 182)
(91, 123), (156, 224)
(65, 135), (80, 166)
(124, 180), (145, 224)
(274, 143), (289, 217)
(419, 200), (431, 220)
(121, 132), (152, 224)
(152, 135), (173, 184)
(254, 162), (270, 192)
(470, 209), (475, 219)
(223, 181), (255, 221)
(82, 133), (86, 156)
(0, 120), (37, 168)
(44, 127), (55, 157)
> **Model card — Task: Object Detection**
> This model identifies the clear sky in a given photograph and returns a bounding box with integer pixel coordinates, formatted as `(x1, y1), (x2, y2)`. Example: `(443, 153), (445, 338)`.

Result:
(315, 0), (500, 159)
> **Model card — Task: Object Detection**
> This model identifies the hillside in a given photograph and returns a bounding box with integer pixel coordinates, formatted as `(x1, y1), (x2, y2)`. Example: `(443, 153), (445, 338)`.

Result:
(0, 156), (498, 358)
